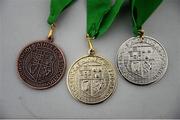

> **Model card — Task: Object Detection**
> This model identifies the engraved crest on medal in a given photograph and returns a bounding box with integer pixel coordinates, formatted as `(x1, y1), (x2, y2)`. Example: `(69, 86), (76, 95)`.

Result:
(117, 36), (168, 85)
(17, 41), (66, 89)
(67, 55), (116, 104)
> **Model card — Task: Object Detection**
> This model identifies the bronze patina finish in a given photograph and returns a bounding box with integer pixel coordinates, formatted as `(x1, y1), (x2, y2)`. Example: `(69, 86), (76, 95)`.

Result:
(17, 40), (66, 89)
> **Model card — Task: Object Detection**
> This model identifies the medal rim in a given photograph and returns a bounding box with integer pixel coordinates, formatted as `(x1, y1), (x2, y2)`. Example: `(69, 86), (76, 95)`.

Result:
(117, 36), (168, 86)
(67, 54), (117, 105)
(17, 40), (66, 90)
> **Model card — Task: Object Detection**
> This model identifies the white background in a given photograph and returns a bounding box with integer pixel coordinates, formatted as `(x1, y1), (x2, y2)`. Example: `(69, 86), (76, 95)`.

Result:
(0, 0), (180, 119)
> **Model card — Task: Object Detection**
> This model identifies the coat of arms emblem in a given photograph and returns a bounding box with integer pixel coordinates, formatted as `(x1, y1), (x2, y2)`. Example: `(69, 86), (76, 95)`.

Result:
(125, 44), (155, 78)
(78, 64), (106, 97)
(25, 49), (55, 81)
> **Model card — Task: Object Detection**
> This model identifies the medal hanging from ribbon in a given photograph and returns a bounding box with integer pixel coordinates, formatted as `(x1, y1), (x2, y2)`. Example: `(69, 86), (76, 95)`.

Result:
(117, 0), (168, 85)
(17, 0), (74, 89)
(67, 0), (124, 104)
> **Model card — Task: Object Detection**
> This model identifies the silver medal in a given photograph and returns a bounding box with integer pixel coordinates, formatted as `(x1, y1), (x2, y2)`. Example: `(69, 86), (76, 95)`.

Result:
(117, 36), (168, 85)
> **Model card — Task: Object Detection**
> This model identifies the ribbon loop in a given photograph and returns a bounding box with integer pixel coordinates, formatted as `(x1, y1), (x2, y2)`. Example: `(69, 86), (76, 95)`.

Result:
(48, 0), (73, 25)
(87, 0), (125, 38)
(131, 0), (163, 36)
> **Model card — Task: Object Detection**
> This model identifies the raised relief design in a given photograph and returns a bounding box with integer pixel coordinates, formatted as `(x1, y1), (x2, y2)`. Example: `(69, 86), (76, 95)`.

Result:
(126, 45), (154, 78)
(18, 41), (66, 89)
(79, 65), (104, 97)
(117, 36), (168, 85)
(67, 56), (116, 104)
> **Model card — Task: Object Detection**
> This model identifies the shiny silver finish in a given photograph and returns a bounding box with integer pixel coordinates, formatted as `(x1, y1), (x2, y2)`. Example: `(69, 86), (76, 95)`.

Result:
(117, 36), (168, 85)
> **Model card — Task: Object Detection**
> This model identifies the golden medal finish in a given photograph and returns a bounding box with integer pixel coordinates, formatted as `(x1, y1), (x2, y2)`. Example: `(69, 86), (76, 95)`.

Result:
(67, 35), (117, 104)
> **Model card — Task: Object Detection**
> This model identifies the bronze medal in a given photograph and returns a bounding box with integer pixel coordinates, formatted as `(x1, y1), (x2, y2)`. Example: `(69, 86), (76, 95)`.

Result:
(17, 40), (66, 89)
(16, 0), (74, 89)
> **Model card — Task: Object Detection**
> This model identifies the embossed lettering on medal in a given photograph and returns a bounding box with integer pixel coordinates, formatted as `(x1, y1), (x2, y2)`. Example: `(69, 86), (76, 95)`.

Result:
(117, 36), (168, 85)
(67, 55), (116, 104)
(17, 41), (66, 89)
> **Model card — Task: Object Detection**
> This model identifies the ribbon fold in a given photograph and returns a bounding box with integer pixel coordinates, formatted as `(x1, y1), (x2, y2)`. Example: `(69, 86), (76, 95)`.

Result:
(87, 0), (125, 38)
(131, 0), (163, 36)
(48, 0), (73, 25)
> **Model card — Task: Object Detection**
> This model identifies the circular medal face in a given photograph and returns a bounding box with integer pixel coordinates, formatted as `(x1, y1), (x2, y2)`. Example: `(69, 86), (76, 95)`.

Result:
(117, 36), (168, 85)
(67, 55), (116, 104)
(17, 41), (66, 89)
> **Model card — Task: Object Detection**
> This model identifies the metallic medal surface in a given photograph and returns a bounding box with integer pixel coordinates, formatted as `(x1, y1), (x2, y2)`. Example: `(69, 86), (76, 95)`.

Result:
(117, 36), (168, 85)
(67, 55), (116, 104)
(17, 41), (66, 89)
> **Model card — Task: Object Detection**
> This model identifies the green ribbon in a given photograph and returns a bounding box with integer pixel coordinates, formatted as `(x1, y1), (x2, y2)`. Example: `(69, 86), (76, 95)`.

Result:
(87, 0), (125, 38)
(131, 0), (163, 36)
(47, 0), (163, 37)
(47, 0), (73, 25)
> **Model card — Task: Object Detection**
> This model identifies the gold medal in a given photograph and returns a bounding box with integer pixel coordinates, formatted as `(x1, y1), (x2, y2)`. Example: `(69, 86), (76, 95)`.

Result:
(67, 35), (117, 104)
